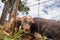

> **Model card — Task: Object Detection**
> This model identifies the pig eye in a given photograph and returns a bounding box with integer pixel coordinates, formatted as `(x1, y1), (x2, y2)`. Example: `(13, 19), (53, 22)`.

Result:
(24, 21), (28, 24)
(24, 21), (27, 23)
(23, 21), (31, 25)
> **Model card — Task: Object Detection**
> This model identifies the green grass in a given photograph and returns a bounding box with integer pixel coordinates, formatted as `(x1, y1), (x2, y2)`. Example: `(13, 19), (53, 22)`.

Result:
(0, 29), (24, 40)
(0, 25), (24, 40)
(0, 25), (47, 40)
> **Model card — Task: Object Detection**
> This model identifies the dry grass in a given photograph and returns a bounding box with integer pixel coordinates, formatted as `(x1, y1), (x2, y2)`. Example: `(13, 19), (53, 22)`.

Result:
(0, 22), (47, 40)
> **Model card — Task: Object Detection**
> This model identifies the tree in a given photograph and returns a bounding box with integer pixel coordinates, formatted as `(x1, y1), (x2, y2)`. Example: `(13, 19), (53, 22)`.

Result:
(0, 0), (15, 25)
(0, 0), (30, 25)
(18, 0), (29, 14)
(9, 0), (30, 21)
(0, 1), (9, 24)
(9, 0), (30, 35)
(10, 0), (19, 35)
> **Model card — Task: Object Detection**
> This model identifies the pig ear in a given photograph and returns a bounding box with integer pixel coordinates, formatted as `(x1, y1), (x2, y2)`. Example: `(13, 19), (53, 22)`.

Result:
(16, 16), (21, 21)
(26, 16), (34, 23)
(20, 17), (24, 23)
(30, 18), (35, 23)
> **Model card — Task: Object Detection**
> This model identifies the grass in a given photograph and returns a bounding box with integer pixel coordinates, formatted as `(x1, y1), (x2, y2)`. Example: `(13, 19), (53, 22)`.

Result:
(0, 25), (24, 40)
(0, 25), (47, 40)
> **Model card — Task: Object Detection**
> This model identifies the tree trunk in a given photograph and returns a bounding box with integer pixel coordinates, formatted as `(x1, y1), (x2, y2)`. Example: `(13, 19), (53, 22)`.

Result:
(10, 0), (19, 35)
(8, 0), (15, 21)
(0, 0), (15, 25)
(0, 1), (10, 25)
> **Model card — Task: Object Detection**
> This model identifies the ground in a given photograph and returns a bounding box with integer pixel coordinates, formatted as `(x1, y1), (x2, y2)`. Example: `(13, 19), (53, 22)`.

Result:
(0, 24), (47, 40)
